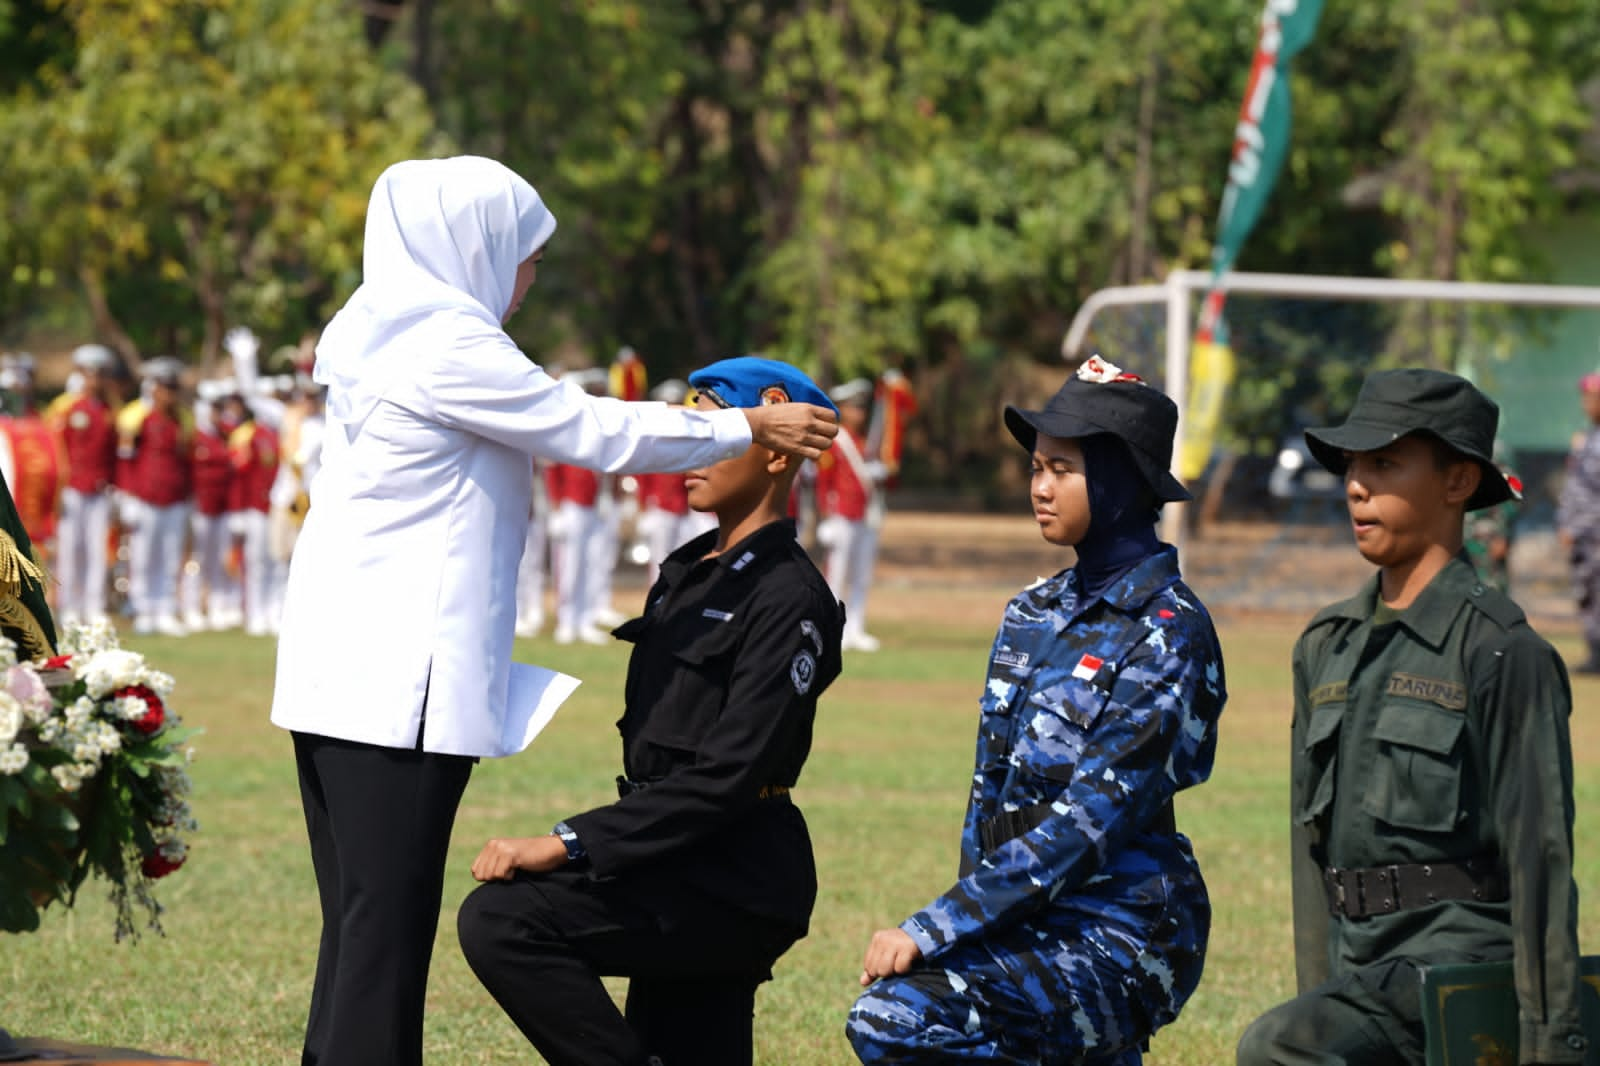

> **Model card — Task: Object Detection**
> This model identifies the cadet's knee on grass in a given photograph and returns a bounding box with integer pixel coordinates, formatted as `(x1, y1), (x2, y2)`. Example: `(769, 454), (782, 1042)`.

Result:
(456, 879), (542, 972)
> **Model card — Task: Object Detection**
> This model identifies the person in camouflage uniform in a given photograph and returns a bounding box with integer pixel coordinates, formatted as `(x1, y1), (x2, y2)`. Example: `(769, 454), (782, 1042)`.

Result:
(1463, 440), (1520, 595)
(1557, 372), (1600, 673)
(847, 356), (1226, 1066)
(1237, 369), (1586, 1066)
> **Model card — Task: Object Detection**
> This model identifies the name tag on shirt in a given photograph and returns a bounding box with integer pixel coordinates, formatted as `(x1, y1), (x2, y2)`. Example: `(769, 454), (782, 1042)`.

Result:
(702, 608), (734, 622)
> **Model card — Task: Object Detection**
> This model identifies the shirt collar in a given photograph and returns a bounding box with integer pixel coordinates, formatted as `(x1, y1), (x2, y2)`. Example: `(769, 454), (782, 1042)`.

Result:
(660, 518), (797, 583)
(1326, 554), (1477, 647)
(1026, 543), (1182, 619)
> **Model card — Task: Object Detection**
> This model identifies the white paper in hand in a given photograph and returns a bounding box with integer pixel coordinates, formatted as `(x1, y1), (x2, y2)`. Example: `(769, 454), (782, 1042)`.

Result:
(502, 662), (583, 754)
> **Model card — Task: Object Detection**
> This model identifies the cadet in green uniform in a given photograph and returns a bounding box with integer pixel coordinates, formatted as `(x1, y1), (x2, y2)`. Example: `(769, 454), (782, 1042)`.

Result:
(1237, 369), (1587, 1066)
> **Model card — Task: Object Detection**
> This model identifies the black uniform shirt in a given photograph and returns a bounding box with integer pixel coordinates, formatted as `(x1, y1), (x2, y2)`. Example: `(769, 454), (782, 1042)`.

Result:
(563, 518), (844, 930)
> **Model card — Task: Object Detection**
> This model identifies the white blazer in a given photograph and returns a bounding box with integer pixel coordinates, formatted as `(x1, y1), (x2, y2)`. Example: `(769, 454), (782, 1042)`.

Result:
(269, 335), (750, 757)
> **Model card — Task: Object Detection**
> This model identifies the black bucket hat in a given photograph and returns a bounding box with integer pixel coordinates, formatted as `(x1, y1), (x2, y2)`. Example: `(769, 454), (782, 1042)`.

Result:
(1004, 355), (1192, 503)
(1303, 367), (1519, 512)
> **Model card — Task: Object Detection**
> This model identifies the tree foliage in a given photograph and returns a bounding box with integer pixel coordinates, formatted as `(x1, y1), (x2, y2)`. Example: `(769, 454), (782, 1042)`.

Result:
(2, 0), (1598, 485)
(0, 0), (441, 367)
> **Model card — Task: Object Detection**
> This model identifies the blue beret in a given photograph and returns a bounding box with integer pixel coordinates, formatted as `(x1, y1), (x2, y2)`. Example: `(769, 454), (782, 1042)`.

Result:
(687, 356), (838, 415)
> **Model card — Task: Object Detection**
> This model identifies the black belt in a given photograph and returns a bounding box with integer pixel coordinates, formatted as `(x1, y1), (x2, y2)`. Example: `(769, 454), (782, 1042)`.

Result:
(615, 776), (790, 801)
(978, 800), (1176, 854)
(1322, 856), (1508, 919)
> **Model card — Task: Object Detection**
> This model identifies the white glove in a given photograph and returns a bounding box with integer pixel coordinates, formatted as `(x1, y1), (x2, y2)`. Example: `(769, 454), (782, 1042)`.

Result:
(817, 515), (846, 549)
(116, 492), (145, 529)
(227, 511), (249, 538)
(865, 460), (890, 484)
(224, 326), (260, 365)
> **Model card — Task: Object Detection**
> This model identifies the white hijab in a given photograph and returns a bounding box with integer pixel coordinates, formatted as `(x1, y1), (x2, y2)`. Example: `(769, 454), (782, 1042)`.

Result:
(313, 156), (558, 432)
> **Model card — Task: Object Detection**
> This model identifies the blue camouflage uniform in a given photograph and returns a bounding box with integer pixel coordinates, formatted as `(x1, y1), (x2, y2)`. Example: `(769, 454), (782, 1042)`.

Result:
(847, 543), (1225, 1065)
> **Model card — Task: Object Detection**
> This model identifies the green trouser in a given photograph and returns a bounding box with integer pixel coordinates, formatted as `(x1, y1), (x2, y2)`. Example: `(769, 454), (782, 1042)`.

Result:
(1236, 958), (1425, 1066)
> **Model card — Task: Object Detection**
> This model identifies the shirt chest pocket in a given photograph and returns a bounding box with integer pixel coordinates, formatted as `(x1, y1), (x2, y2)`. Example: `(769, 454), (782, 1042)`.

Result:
(1012, 675), (1112, 783)
(1359, 701), (1466, 833)
(634, 619), (743, 751)
(1295, 699), (1344, 827)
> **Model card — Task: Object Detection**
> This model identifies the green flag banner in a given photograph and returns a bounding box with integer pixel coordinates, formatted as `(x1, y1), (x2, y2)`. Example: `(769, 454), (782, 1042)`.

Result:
(1187, 0), (1325, 480)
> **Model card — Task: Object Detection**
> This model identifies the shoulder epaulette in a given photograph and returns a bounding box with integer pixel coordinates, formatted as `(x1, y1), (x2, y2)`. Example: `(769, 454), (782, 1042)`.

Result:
(116, 399), (150, 440)
(1305, 595), (1360, 633)
(1465, 584), (1525, 631)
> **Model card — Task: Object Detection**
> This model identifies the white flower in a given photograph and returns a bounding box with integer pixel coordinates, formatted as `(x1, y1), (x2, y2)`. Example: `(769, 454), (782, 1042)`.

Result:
(80, 649), (147, 697)
(96, 721), (122, 754)
(0, 636), (15, 669)
(0, 743), (26, 775)
(64, 697), (95, 730)
(51, 763), (85, 792)
(0, 693), (21, 746)
(112, 694), (148, 722)
(59, 618), (118, 657)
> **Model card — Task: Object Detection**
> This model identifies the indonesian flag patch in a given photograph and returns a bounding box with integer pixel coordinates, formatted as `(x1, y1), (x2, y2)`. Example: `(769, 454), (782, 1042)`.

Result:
(1072, 653), (1104, 680)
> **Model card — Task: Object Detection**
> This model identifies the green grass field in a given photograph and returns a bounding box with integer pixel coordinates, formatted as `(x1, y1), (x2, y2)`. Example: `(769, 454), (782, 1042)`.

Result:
(5, 598), (1598, 1065)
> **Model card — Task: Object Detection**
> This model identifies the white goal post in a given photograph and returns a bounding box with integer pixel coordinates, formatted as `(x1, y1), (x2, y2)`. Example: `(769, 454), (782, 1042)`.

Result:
(1060, 269), (1600, 550)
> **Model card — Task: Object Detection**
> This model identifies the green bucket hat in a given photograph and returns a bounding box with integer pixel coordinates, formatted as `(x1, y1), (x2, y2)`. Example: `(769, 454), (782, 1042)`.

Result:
(1303, 368), (1519, 512)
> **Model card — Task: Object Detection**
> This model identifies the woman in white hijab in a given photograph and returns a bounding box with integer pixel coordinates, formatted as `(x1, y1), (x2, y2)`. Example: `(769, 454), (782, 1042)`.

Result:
(270, 156), (837, 1066)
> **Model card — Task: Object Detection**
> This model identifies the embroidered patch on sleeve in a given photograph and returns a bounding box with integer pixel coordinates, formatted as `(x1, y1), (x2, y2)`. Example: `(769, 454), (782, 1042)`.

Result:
(790, 650), (817, 694)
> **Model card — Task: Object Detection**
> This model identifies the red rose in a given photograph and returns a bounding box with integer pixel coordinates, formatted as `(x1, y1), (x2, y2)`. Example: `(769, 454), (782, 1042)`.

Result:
(114, 685), (166, 735)
(140, 851), (185, 879)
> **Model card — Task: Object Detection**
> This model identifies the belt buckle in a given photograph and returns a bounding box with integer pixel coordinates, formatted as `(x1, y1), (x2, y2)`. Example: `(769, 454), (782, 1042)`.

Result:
(1325, 868), (1348, 916)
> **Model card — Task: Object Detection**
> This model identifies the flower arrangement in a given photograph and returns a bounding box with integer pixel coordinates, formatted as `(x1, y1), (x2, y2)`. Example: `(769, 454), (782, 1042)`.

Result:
(0, 619), (198, 939)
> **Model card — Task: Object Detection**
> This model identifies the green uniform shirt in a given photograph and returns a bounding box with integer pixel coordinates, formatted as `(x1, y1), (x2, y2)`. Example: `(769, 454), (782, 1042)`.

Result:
(1289, 556), (1585, 1064)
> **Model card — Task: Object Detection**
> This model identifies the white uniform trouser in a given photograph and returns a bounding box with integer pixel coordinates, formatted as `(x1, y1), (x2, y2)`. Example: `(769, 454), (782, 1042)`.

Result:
(130, 501), (191, 622)
(237, 508), (278, 631)
(552, 502), (600, 633)
(585, 496), (621, 625)
(825, 517), (879, 636)
(182, 511), (239, 625)
(515, 513), (547, 630)
(638, 508), (688, 588)
(56, 487), (112, 623)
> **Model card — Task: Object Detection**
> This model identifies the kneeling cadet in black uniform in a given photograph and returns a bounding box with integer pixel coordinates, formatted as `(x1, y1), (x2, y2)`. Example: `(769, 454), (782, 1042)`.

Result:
(457, 356), (846, 1066)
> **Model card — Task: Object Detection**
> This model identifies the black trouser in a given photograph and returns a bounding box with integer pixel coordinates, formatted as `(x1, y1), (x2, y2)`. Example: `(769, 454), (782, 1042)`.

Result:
(457, 865), (800, 1066)
(293, 731), (474, 1066)
(1235, 957), (1427, 1066)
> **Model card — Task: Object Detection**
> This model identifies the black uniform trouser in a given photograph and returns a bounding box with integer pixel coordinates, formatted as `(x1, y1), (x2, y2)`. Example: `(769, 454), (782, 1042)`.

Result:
(293, 731), (474, 1066)
(457, 865), (800, 1066)
(1235, 957), (1426, 1066)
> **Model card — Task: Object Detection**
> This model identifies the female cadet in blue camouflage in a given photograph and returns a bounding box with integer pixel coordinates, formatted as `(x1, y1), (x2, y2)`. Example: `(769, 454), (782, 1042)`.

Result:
(846, 356), (1226, 1066)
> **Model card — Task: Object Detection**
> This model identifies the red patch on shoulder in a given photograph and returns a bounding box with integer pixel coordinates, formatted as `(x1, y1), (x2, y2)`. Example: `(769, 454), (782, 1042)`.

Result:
(1158, 609), (1175, 619)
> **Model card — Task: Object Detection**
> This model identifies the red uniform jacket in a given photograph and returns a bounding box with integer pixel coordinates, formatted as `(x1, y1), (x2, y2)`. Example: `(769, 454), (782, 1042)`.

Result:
(0, 415), (64, 541)
(52, 394), (118, 494)
(228, 422), (280, 514)
(116, 402), (193, 507)
(636, 471), (688, 516)
(190, 429), (233, 517)
(814, 428), (870, 521)
(546, 462), (599, 508)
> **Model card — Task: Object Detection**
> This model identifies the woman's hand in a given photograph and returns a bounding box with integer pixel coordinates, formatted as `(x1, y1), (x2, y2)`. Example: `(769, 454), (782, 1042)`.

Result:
(744, 403), (839, 461)
(860, 927), (923, 987)
(469, 835), (568, 882)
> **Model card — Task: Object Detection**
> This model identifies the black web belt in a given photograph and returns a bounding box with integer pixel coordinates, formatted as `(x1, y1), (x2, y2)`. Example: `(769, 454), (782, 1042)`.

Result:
(1322, 855), (1508, 919)
(616, 776), (790, 802)
(978, 799), (1176, 854)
